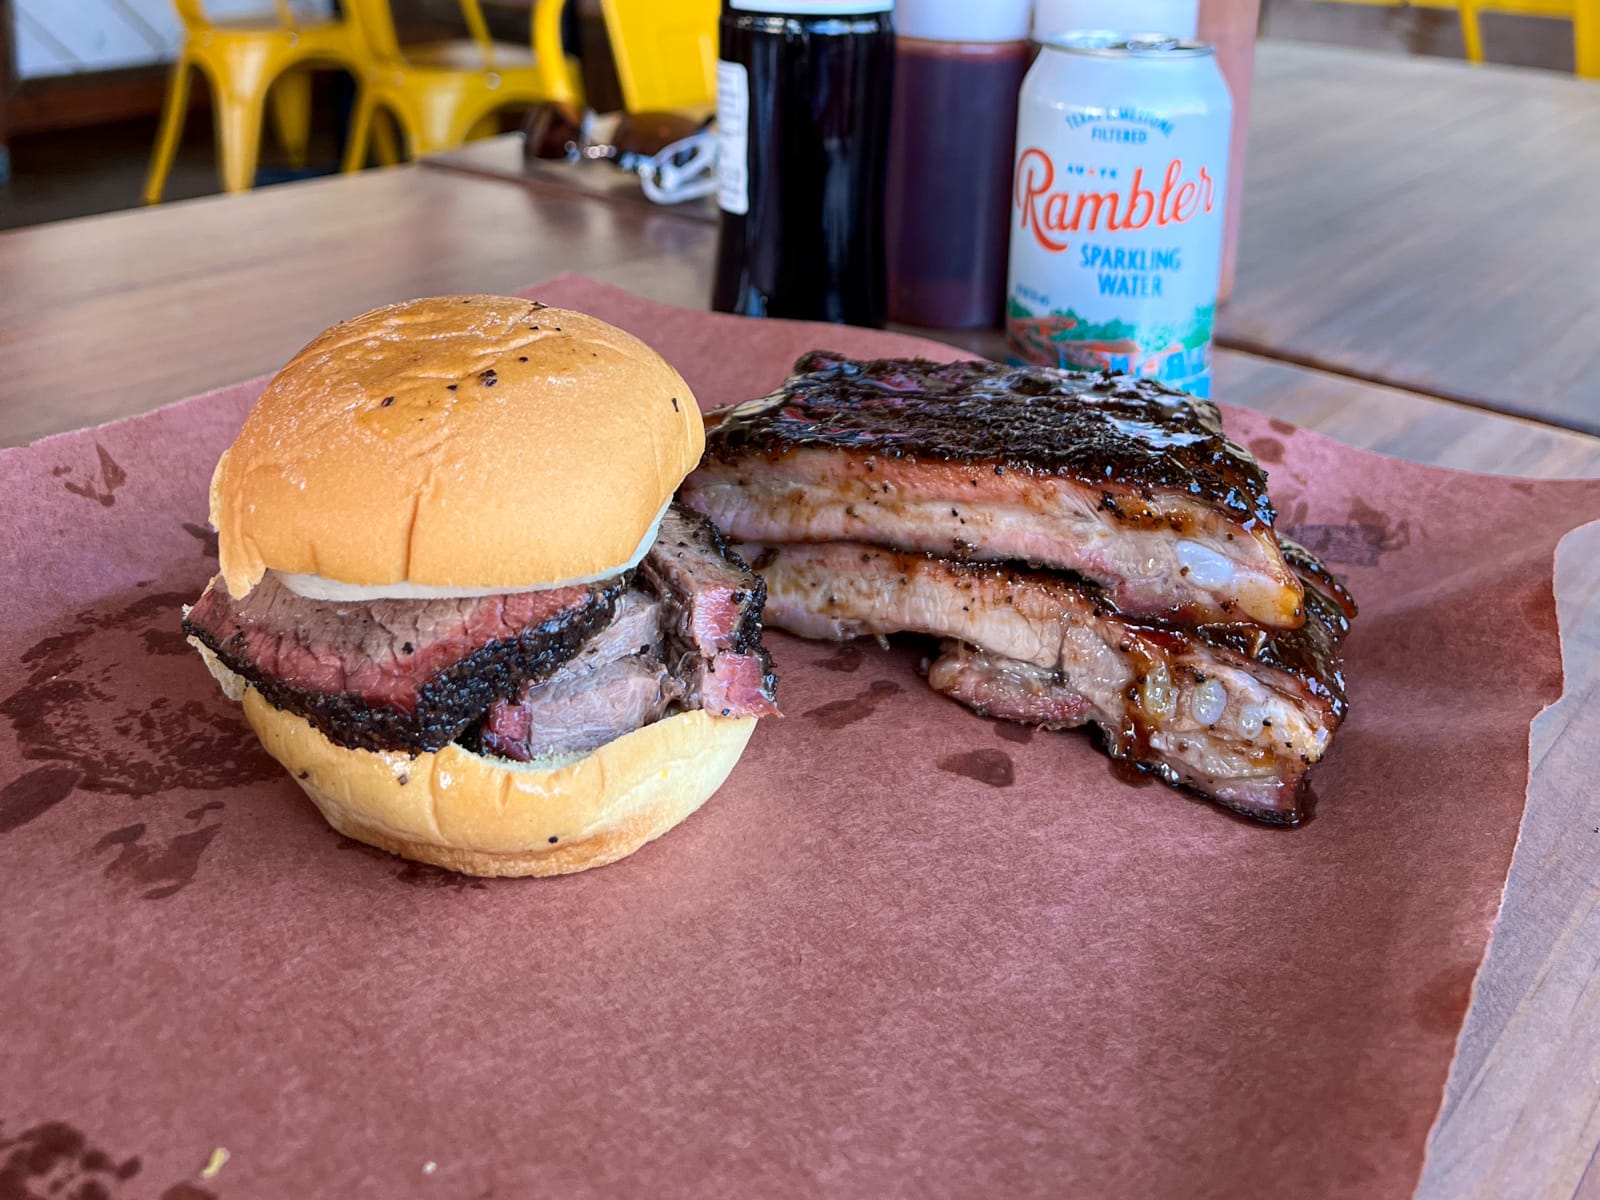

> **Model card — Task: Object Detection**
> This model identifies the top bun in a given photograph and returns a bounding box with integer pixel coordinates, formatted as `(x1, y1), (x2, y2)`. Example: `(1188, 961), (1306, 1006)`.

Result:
(210, 296), (703, 599)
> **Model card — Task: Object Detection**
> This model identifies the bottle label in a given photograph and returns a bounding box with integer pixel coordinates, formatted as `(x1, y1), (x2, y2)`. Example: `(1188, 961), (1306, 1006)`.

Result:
(730, 0), (892, 11)
(715, 60), (750, 216)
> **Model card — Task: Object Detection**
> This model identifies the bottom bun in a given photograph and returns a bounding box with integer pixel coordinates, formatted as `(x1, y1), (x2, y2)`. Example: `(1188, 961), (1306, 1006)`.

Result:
(240, 688), (756, 877)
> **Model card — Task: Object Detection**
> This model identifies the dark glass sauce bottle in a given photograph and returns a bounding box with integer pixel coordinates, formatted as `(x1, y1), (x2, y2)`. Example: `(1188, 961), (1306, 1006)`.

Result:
(712, 0), (895, 327)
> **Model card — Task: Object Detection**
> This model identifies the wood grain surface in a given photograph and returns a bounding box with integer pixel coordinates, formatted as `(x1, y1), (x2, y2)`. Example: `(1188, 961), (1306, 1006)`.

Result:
(0, 165), (714, 447)
(429, 134), (719, 224)
(1220, 42), (1600, 434)
(425, 42), (1600, 437)
(0, 161), (1597, 1199)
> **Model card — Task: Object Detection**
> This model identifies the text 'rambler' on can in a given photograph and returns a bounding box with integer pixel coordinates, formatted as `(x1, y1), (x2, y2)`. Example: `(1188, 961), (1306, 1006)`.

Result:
(1007, 33), (1231, 397)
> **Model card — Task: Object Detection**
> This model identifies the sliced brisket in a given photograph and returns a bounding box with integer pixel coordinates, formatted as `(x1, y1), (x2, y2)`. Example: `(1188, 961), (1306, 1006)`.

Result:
(642, 504), (768, 657)
(477, 514), (780, 759)
(648, 505), (779, 718)
(479, 654), (678, 762)
(475, 590), (677, 762)
(187, 504), (778, 759)
(184, 572), (622, 753)
(681, 646), (780, 720)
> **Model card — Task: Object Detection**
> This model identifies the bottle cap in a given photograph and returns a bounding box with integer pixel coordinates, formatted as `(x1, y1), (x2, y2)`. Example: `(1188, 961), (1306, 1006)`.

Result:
(1032, 0), (1198, 41)
(895, 0), (1030, 42)
(730, 0), (894, 12)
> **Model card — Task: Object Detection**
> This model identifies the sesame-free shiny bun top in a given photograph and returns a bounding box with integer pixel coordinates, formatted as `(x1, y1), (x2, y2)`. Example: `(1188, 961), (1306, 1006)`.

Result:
(209, 296), (704, 599)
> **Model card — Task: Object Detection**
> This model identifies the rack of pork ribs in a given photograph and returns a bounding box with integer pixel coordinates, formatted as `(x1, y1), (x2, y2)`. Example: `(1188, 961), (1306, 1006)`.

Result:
(679, 352), (1357, 824)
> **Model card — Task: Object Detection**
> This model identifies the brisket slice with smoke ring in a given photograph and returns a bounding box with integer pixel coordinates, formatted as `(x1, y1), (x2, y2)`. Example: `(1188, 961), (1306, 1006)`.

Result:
(474, 590), (676, 762)
(683, 644), (779, 720)
(644, 505), (779, 721)
(473, 583), (779, 762)
(184, 573), (623, 753)
(641, 504), (768, 657)
(477, 511), (781, 761)
(682, 352), (1305, 629)
(478, 654), (681, 763)
(743, 538), (1353, 823)
(185, 504), (779, 759)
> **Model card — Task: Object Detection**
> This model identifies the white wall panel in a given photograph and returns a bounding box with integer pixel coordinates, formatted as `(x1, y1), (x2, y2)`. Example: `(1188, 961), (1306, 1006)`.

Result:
(13, 0), (336, 79)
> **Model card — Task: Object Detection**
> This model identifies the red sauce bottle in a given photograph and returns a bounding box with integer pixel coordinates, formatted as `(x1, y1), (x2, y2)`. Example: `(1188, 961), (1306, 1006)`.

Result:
(885, 0), (1032, 329)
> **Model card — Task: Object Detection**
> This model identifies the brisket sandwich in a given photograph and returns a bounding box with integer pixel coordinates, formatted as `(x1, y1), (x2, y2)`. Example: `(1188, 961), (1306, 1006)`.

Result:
(681, 352), (1355, 824)
(185, 297), (777, 877)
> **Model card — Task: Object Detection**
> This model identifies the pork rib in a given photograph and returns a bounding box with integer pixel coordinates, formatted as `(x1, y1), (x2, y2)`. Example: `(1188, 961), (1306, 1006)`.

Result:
(683, 352), (1305, 628)
(743, 539), (1352, 822)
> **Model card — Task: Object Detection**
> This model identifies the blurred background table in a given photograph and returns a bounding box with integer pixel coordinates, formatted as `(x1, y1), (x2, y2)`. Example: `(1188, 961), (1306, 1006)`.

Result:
(430, 132), (717, 222)
(0, 164), (712, 447)
(423, 39), (1600, 437)
(1219, 41), (1600, 433)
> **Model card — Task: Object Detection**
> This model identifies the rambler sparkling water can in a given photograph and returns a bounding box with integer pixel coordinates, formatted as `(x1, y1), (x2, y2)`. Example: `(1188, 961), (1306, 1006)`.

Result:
(1007, 33), (1231, 396)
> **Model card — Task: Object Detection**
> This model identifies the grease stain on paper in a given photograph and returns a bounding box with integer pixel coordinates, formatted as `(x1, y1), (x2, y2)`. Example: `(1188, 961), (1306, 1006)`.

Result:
(57, 444), (128, 507)
(0, 590), (274, 898)
(94, 818), (224, 901)
(1247, 436), (1286, 466)
(993, 721), (1035, 745)
(937, 749), (1014, 788)
(0, 1118), (216, 1200)
(1278, 496), (1415, 568)
(336, 837), (489, 890)
(0, 766), (79, 834)
(181, 522), (219, 559)
(813, 643), (865, 673)
(802, 679), (901, 730)
(0, 591), (275, 798)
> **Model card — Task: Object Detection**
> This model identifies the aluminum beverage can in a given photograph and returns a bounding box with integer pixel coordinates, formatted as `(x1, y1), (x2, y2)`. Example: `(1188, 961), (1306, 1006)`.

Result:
(1007, 33), (1231, 397)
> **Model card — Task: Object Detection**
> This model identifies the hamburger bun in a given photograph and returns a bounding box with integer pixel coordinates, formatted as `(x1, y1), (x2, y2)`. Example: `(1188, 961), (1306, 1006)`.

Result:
(246, 689), (755, 878)
(194, 641), (756, 878)
(209, 295), (703, 599)
(189, 298), (763, 879)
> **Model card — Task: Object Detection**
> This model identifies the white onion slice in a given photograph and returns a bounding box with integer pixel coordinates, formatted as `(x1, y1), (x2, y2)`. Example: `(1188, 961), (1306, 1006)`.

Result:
(274, 500), (670, 601)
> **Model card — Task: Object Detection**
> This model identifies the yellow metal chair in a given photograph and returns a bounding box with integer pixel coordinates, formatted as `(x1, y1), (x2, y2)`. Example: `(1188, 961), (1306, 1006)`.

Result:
(340, 0), (584, 168)
(145, 0), (368, 202)
(588, 0), (719, 113)
(1454, 0), (1599, 75)
(1314, 0), (1598, 77)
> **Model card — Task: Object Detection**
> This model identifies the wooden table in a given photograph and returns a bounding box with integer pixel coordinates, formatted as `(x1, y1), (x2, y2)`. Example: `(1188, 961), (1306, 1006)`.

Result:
(426, 133), (719, 223)
(0, 165), (715, 449)
(1220, 41), (1600, 434)
(2, 158), (1599, 1199)
(426, 41), (1600, 436)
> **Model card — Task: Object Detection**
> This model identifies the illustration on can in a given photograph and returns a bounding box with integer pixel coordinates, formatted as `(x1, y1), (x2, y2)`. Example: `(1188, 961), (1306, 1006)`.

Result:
(1007, 34), (1232, 397)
